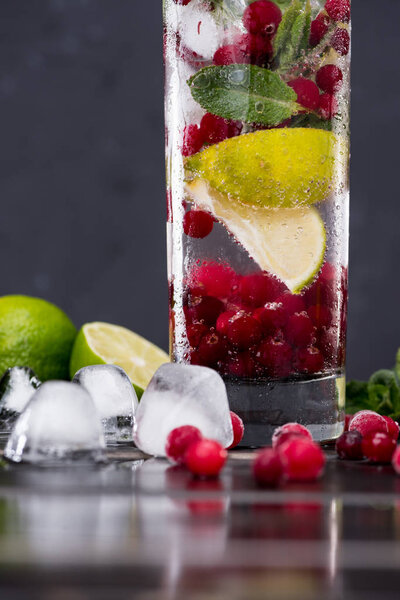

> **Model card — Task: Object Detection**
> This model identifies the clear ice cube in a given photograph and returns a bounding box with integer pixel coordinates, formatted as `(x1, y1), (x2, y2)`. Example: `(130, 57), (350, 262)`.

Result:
(4, 381), (106, 465)
(72, 365), (138, 445)
(0, 367), (41, 437)
(133, 363), (233, 456)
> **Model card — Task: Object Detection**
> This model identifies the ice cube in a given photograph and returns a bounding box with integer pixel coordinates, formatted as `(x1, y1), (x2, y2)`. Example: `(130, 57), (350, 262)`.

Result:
(133, 363), (233, 456)
(4, 381), (106, 465)
(0, 367), (41, 437)
(179, 4), (221, 60)
(73, 365), (138, 444)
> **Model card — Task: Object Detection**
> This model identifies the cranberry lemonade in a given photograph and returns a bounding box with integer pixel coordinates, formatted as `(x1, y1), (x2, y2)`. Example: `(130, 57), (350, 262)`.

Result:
(164, 0), (350, 445)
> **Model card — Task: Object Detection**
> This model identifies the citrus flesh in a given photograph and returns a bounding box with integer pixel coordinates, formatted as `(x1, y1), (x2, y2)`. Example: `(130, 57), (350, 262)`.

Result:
(185, 128), (346, 208)
(186, 180), (326, 293)
(69, 322), (169, 398)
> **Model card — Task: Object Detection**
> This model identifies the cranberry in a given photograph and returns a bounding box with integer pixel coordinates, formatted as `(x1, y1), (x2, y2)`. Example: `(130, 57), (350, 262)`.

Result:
(278, 438), (325, 482)
(272, 422), (312, 449)
(319, 93), (338, 120)
(239, 272), (282, 307)
(362, 431), (396, 464)
(198, 330), (228, 364)
(316, 64), (343, 94)
(190, 262), (239, 299)
(335, 430), (363, 460)
(303, 263), (337, 307)
(185, 439), (227, 477)
(295, 346), (324, 374)
(223, 351), (260, 378)
(188, 295), (224, 325)
(308, 304), (333, 328)
(256, 337), (293, 377)
(237, 32), (273, 66)
(392, 446), (400, 475)
(216, 310), (235, 336)
(349, 410), (389, 437)
(331, 28), (350, 55)
(182, 124), (203, 156)
(288, 77), (320, 111)
(276, 293), (305, 316)
(183, 210), (214, 238)
(382, 416), (400, 441)
(173, 0), (192, 5)
(243, 0), (282, 37)
(324, 0), (351, 23)
(253, 448), (283, 486)
(166, 425), (203, 465)
(187, 322), (207, 347)
(227, 313), (262, 349)
(213, 44), (250, 66)
(286, 312), (314, 346)
(309, 12), (330, 47)
(200, 113), (242, 145)
(227, 411), (245, 449)
(253, 301), (286, 334)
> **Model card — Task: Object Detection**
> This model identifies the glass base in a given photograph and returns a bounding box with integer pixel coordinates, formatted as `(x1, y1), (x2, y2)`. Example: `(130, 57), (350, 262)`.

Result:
(225, 372), (345, 448)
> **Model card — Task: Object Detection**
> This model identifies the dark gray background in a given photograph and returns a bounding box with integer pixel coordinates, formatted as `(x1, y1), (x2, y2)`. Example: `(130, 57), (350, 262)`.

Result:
(0, 0), (397, 380)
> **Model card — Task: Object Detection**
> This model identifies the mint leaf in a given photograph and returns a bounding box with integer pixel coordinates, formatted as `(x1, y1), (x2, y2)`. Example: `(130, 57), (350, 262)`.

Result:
(273, 0), (312, 70)
(290, 113), (333, 130)
(273, 0), (302, 59)
(346, 380), (371, 414)
(188, 65), (300, 126)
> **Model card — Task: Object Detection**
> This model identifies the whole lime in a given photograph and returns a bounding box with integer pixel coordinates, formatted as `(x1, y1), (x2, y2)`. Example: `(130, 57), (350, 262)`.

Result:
(0, 295), (77, 381)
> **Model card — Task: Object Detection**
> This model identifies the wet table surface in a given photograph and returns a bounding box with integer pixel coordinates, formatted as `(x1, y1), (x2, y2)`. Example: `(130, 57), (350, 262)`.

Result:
(0, 446), (399, 600)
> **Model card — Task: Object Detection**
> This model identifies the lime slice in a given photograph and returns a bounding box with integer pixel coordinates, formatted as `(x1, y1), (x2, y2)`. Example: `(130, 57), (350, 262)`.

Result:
(69, 322), (169, 398)
(186, 180), (326, 293)
(185, 128), (347, 208)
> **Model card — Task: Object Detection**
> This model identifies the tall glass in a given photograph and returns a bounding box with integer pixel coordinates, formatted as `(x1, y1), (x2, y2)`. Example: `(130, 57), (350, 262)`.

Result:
(164, 0), (350, 446)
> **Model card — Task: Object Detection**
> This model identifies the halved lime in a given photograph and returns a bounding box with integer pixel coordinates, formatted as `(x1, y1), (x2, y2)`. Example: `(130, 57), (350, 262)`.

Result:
(69, 322), (169, 398)
(186, 180), (326, 293)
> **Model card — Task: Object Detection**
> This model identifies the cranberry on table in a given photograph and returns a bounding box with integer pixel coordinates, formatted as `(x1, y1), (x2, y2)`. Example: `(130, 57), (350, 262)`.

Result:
(392, 446), (400, 475)
(331, 28), (350, 56)
(382, 416), (400, 441)
(316, 64), (343, 94)
(227, 313), (262, 349)
(288, 78), (320, 111)
(309, 12), (331, 47)
(278, 437), (326, 482)
(272, 422), (312, 449)
(183, 210), (214, 239)
(166, 425), (203, 465)
(182, 124), (203, 156)
(243, 0), (282, 37)
(319, 93), (338, 120)
(362, 432), (396, 464)
(324, 0), (351, 23)
(253, 448), (283, 486)
(295, 345), (324, 374)
(227, 411), (245, 449)
(336, 430), (363, 460)
(185, 439), (227, 477)
(349, 410), (389, 437)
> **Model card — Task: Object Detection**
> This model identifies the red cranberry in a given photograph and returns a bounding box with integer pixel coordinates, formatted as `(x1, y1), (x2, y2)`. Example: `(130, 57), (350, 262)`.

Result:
(198, 331), (228, 364)
(331, 28), (350, 55)
(278, 438), (326, 482)
(308, 304), (333, 328)
(190, 262), (238, 299)
(362, 431), (396, 464)
(286, 312), (314, 346)
(183, 210), (214, 238)
(383, 416), (400, 441)
(304, 263), (337, 307)
(309, 12), (331, 47)
(319, 326), (339, 364)
(216, 310), (235, 336)
(243, 0), (282, 37)
(344, 413), (353, 431)
(276, 293), (305, 316)
(272, 422), (312, 449)
(213, 44), (250, 66)
(239, 272), (282, 307)
(256, 337), (293, 377)
(349, 410), (389, 438)
(319, 93), (338, 120)
(223, 351), (261, 378)
(324, 0), (351, 23)
(182, 124), (203, 156)
(392, 446), (400, 475)
(336, 430), (363, 460)
(188, 295), (224, 325)
(253, 448), (283, 486)
(237, 32), (273, 66)
(173, 0), (192, 5)
(227, 411), (245, 449)
(253, 301), (286, 334)
(288, 77), (320, 111)
(200, 113), (242, 145)
(166, 425), (203, 465)
(185, 439), (227, 477)
(187, 322), (207, 347)
(295, 346), (324, 374)
(316, 64), (343, 94)
(227, 313), (262, 349)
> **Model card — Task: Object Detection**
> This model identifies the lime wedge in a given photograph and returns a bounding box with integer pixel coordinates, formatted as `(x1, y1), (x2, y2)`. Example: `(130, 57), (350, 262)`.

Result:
(69, 322), (169, 398)
(186, 180), (326, 293)
(185, 128), (347, 208)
